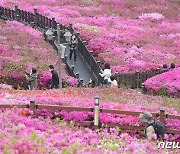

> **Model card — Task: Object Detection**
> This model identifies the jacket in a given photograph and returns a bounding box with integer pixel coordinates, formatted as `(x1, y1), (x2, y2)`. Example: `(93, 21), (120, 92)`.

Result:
(51, 70), (59, 86)
(70, 37), (78, 50)
(27, 73), (38, 90)
(99, 69), (111, 82)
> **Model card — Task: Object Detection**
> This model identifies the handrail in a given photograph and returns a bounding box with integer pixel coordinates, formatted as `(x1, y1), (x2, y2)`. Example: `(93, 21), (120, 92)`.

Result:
(101, 109), (158, 117)
(0, 101), (179, 134)
(37, 104), (93, 112)
(0, 6), (177, 91)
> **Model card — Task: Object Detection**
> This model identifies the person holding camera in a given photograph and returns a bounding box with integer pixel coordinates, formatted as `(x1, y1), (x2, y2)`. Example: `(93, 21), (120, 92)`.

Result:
(25, 68), (38, 90)
(99, 63), (111, 88)
(69, 33), (78, 62)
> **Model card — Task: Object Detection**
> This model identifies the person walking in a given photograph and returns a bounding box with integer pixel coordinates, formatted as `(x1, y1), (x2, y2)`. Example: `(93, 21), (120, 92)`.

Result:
(25, 68), (38, 90)
(160, 64), (168, 74)
(170, 63), (175, 71)
(88, 79), (96, 88)
(49, 65), (59, 89)
(139, 112), (167, 140)
(69, 33), (78, 62)
(99, 63), (111, 88)
(110, 76), (118, 87)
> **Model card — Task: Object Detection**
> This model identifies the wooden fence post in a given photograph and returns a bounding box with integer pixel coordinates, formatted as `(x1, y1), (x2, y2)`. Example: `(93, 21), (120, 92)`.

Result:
(69, 23), (73, 33)
(79, 78), (83, 87)
(15, 5), (20, 21)
(76, 73), (79, 79)
(94, 96), (100, 129)
(160, 108), (165, 123)
(71, 65), (74, 72)
(30, 100), (35, 115)
(97, 61), (100, 84)
(156, 68), (160, 75)
(51, 17), (55, 29)
(141, 83), (146, 94)
(136, 71), (140, 88)
(34, 8), (39, 26)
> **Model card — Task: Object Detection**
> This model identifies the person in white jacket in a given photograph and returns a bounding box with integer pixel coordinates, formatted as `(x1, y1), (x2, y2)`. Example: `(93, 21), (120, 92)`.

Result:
(99, 63), (111, 87)
(110, 76), (118, 87)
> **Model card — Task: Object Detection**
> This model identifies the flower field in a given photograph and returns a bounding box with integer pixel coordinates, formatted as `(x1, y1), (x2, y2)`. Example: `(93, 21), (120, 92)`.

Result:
(0, 19), (78, 89)
(0, 88), (180, 153)
(1, 109), (178, 153)
(145, 68), (180, 97)
(1, 0), (180, 73)
(0, 0), (180, 153)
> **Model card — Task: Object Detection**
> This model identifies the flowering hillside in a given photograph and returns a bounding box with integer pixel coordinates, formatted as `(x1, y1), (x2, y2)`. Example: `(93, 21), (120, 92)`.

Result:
(144, 68), (180, 97)
(1, 0), (180, 73)
(1, 109), (179, 153)
(0, 88), (179, 129)
(0, 88), (180, 153)
(0, 19), (78, 89)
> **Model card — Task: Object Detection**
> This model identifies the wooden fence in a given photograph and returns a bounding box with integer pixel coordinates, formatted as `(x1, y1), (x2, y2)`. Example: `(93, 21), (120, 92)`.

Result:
(117, 69), (160, 90)
(0, 100), (179, 134)
(0, 6), (162, 89)
(0, 6), (101, 85)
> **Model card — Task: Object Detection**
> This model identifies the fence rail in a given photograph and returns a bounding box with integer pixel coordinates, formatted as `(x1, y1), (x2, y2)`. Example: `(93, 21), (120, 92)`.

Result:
(0, 5), (102, 85)
(0, 5), (162, 88)
(117, 69), (160, 89)
(0, 101), (179, 134)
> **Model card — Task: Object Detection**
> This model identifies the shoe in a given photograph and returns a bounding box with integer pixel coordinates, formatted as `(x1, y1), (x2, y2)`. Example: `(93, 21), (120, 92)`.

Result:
(74, 60), (77, 63)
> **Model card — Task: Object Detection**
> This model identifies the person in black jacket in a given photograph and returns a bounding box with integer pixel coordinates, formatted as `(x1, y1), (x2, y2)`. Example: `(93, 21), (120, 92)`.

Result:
(49, 65), (59, 89)
(160, 64), (168, 74)
(69, 33), (78, 62)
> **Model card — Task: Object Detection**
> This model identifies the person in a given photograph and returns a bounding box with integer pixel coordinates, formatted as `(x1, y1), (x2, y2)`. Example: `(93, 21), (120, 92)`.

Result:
(139, 112), (167, 140)
(49, 65), (59, 89)
(110, 76), (118, 87)
(160, 64), (168, 74)
(25, 68), (38, 90)
(99, 63), (111, 87)
(88, 79), (95, 88)
(170, 63), (175, 71)
(69, 33), (78, 62)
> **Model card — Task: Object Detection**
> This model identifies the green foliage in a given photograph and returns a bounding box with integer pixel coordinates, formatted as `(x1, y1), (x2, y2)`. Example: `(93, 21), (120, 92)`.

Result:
(6, 63), (21, 71)
(157, 88), (168, 97)
(78, 0), (100, 6)
(97, 138), (121, 151)
(82, 25), (101, 33)
(37, 137), (45, 145)
(31, 132), (37, 140)
(116, 126), (122, 134)
(168, 58), (175, 63)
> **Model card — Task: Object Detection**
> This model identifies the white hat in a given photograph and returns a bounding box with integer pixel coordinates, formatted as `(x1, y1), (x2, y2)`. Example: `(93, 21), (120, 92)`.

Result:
(139, 112), (154, 124)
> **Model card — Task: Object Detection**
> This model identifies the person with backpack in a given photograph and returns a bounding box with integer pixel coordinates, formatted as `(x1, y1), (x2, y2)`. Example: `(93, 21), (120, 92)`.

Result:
(139, 112), (167, 140)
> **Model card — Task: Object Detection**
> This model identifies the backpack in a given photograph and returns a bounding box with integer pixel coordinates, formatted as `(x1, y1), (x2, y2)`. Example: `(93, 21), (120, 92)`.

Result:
(145, 121), (167, 138)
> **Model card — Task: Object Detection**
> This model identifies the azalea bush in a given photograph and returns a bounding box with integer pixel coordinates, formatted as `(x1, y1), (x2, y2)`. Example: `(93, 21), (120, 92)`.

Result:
(0, 88), (179, 130)
(144, 68), (180, 97)
(1, 0), (180, 73)
(1, 109), (179, 153)
(0, 88), (180, 153)
(0, 20), (78, 89)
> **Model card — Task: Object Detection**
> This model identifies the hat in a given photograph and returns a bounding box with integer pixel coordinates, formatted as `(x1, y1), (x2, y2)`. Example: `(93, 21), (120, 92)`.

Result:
(139, 112), (154, 124)
(49, 65), (54, 69)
